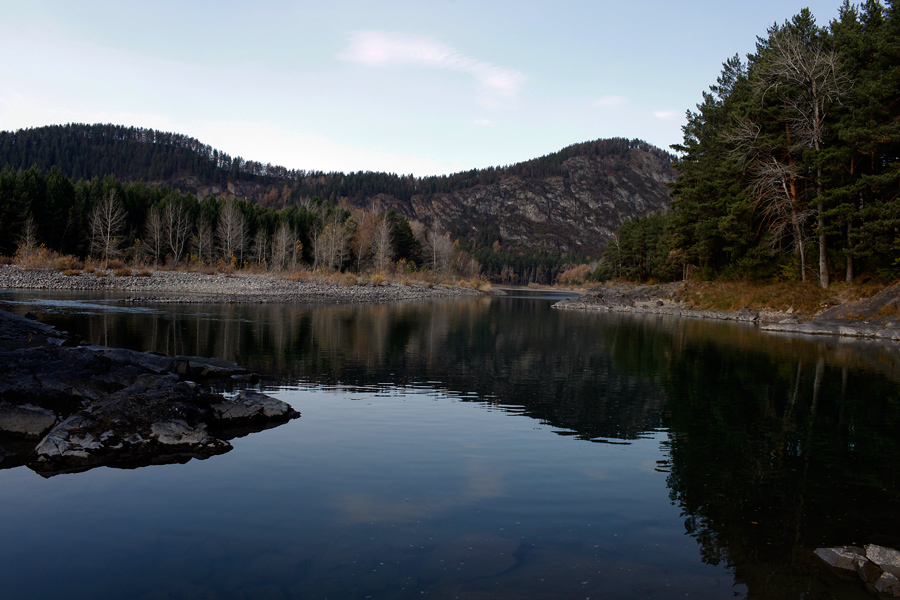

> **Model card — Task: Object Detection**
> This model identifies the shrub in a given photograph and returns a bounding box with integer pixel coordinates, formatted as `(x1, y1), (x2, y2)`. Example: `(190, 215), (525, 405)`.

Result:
(62, 269), (81, 277)
(55, 255), (84, 271)
(134, 270), (152, 277)
(113, 268), (132, 277)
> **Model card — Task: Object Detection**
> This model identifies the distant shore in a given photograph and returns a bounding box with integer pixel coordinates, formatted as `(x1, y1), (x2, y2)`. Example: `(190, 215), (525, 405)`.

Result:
(553, 281), (900, 341)
(0, 265), (488, 304)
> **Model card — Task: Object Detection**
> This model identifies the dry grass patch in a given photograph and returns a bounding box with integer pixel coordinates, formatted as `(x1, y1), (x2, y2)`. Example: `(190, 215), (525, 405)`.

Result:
(678, 280), (894, 317)
(113, 268), (132, 277)
(55, 255), (84, 271)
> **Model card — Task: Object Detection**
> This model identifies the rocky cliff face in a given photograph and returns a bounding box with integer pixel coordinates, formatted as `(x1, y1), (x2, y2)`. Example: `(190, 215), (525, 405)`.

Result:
(400, 148), (674, 255)
(167, 147), (675, 256)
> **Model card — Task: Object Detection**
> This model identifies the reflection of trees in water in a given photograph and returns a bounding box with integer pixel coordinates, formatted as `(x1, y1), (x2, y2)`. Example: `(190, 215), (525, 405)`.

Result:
(662, 328), (900, 599)
(53, 298), (669, 441)
(35, 296), (900, 596)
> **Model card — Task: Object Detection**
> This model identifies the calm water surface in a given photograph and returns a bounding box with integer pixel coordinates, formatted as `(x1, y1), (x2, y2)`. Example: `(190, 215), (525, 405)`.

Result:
(2, 289), (899, 599)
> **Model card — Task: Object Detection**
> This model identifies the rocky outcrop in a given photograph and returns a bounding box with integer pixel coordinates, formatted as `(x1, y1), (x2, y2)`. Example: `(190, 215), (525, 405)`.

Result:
(404, 149), (674, 255)
(816, 544), (900, 597)
(0, 309), (299, 477)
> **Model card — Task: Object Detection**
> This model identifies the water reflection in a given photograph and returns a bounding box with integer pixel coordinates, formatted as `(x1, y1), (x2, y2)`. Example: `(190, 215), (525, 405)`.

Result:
(3, 291), (900, 598)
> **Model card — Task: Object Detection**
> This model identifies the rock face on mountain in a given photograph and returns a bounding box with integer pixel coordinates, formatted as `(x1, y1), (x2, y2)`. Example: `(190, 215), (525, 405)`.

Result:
(1, 125), (676, 256)
(401, 149), (675, 255)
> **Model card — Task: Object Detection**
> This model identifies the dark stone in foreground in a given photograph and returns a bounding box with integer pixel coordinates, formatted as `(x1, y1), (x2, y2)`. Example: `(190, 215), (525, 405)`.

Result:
(0, 309), (299, 477)
(815, 544), (900, 597)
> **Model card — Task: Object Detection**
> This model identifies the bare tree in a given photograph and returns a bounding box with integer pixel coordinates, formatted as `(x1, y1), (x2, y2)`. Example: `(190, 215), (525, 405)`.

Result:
(314, 211), (352, 271)
(754, 27), (852, 288)
(192, 217), (214, 270)
(423, 230), (454, 275)
(252, 228), (268, 267)
(271, 222), (297, 271)
(351, 208), (377, 272)
(217, 199), (249, 265)
(89, 190), (126, 269)
(164, 201), (192, 267)
(143, 207), (165, 270)
(750, 157), (813, 280)
(372, 213), (394, 272)
(17, 213), (38, 255)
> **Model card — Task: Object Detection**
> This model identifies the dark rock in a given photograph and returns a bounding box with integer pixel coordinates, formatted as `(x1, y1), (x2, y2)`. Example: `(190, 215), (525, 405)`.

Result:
(815, 545), (900, 597)
(0, 308), (299, 477)
(211, 390), (299, 422)
(0, 402), (58, 438)
(868, 544), (900, 578)
(875, 572), (900, 597)
(814, 546), (867, 575)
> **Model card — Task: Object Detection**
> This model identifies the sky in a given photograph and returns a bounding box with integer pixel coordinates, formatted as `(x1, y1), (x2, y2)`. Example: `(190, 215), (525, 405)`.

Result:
(0, 0), (847, 176)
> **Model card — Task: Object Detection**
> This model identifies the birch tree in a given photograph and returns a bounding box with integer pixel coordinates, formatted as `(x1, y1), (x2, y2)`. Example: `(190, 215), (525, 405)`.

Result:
(217, 199), (248, 265)
(143, 207), (164, 269)
(192, 217), (214, 271)
(89, 190), (126, 269)
(372, 213), (393, 272)
(164, 201), (192, 267)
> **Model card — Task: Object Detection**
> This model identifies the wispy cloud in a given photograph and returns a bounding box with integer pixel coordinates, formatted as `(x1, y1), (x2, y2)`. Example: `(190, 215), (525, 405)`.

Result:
(338, 31), (526, 106)
(652, 109), (680, 121)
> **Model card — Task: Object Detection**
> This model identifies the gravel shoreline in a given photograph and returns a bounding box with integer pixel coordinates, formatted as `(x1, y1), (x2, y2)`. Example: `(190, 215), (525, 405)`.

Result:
(0, 265), (487, 304)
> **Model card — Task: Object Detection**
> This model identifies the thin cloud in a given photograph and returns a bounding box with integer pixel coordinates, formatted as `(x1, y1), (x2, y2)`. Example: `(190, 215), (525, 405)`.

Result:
(652, 109), (680, 121)
(338, 31), (526, 105)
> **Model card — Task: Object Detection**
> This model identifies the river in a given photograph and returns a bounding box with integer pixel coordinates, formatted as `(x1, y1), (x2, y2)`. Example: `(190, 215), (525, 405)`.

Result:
(1, 288), (898, 599)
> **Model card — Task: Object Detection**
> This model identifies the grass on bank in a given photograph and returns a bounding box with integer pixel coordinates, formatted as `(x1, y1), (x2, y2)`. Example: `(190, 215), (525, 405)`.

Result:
(677, 279), (892, 316)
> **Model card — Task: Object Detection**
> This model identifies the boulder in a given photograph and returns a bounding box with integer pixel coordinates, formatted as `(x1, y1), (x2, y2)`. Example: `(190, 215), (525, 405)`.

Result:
(815, 545), (900, 597)
(211, 390), (298, 421)
(868, 545), (900, 579)
(0, 402), (58, 437)
(0, 308), (299, 477)
(814, 546), (867, 575)
(876, 573), (900, 597)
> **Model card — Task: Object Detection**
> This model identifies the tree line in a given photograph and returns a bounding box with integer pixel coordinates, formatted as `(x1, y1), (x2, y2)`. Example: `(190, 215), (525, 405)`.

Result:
(0, 165), (490, 278)
(602, 1), (900, 286)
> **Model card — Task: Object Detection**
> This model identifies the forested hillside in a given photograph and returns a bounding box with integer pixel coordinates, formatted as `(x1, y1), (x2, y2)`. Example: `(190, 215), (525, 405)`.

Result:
(0, 124), (675, 283)
(607, 1), (900, 286)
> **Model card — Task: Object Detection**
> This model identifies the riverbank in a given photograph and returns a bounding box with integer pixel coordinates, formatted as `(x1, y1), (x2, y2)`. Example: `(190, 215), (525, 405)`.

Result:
(0, 264), (489, 304)
(553, 280), (900, 341)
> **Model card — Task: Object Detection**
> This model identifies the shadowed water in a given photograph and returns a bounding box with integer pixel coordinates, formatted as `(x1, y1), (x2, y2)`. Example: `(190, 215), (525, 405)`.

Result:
(1, 289), (899, 599)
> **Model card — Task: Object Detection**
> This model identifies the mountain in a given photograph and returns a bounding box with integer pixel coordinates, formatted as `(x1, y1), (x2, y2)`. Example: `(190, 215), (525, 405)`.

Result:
(0, 124), (675, 256)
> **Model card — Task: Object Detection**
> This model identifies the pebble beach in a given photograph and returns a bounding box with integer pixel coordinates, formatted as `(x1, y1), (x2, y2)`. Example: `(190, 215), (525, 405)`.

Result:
(0, 265), (487, 304)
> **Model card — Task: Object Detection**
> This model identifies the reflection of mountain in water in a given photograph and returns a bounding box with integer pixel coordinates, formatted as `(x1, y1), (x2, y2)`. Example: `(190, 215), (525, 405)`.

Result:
(10, 292), (900, 597)
(27, 296), (669, 442)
